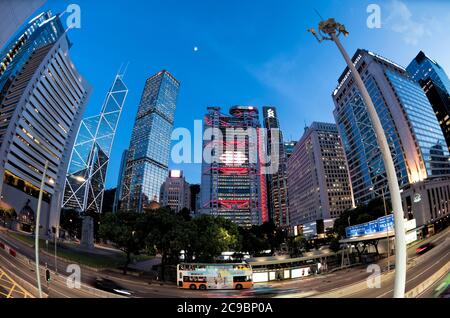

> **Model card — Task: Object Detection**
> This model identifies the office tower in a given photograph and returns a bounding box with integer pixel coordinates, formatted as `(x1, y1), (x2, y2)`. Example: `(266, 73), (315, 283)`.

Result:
(120, 70), (180, 212)
(283, 141), (297, 159)
(287, 122), (353, 226)
(333, 49), (450, 206)
(419, 80), (450, 153)
(160, 170), (191, 213)
(407, 52), (450, 151)
(0, 12), (91, 234)
(407, 51), (450, 94)
(262, 106), (289, 227)
(0, 11), (63, 106)
(0, 0), (46, 50)
(189, 184), (200, 214)
(113, 149), (128, 212)
(200, 106), (267, 227)
(63, 73), (128, 214)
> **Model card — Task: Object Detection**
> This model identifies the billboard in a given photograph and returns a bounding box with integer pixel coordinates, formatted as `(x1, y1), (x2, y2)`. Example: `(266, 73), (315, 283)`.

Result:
(345, 214), (394, 238)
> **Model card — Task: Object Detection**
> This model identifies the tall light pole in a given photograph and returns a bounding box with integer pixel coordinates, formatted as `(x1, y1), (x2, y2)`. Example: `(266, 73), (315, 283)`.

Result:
(381, 187), (391, 272)
(308, 18), (407, 298)
(35, 160), (49, 298)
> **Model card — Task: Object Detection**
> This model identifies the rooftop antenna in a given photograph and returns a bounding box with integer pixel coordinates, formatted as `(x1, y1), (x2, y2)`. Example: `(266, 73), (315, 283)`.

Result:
(314, 8), (324, 20)
(117, 62), (129, 78)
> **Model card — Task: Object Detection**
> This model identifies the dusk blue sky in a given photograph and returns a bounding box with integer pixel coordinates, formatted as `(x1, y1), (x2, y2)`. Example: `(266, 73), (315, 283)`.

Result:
(34, 0), (450, 188)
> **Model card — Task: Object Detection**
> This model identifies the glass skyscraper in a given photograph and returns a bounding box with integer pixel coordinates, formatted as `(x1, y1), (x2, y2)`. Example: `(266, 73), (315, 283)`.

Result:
(200, 106), (266, 227)
(0, 11), (91, 234)
(0, 0), (46, 51)
(120, 70), (180, 212)
(407, 51), (450, 152)
(333, 49), (450, 206)
(63, 73), (128, 214)
(0, 11), (64, 106)
(407, 51), (450, 94)
(262, 106), (289, 227)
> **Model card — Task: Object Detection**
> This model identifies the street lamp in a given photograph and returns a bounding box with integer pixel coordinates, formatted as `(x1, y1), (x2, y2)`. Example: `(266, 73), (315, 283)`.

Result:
(308, 18), (407, 298)
(35, 160), (49, 298)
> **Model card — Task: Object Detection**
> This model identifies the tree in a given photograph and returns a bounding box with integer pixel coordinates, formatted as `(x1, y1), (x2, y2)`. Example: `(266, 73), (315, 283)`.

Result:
(60, 209), (82, 239)
(178, 207), (191, 221)
(190, 215), (239, 262)
(139, 208), (184, 280)
(334, 197), (392, 239)
(99, 211), (144, 274)
(287, 235), (308, 257)
(0, 207), (16, 228)
(101, 188), (116, 213)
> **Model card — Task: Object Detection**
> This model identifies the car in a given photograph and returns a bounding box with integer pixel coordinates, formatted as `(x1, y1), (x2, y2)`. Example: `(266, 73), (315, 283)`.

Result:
(94, 277), (133, 296)
(433, 274), (450, 299)
(415, 242), (434, 255)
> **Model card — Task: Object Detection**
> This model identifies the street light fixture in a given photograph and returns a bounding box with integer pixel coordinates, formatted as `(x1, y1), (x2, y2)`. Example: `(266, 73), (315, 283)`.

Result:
(308, 18), (407, 298)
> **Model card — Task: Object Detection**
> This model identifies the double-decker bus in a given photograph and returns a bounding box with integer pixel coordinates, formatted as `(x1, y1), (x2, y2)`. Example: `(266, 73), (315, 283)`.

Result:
(177, 263), (253, 290)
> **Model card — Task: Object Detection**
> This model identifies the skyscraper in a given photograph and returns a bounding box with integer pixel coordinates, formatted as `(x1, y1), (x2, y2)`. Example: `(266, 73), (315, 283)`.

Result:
(0, 0), (46, 50)
(407, 51), (450, 94)
(63, 72), (128, 214)
(283, 141), (297, 159)
(189, 184), (200, 214)
(120, 70), (180, 212)
(200, 106), (267, 227)
(406, 52), (450, 152)
(160, 170), (191, 213)
(113, 149), (128, 212)
(0, 12), (91, 234)
(287, 122), (353, 226)
(333, 49), (450, 206)
(262, 106), (289, 227)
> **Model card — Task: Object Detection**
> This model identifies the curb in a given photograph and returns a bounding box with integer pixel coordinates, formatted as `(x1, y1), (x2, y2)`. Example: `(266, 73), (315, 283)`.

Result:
(405, 260), (450, 298)
(0, 252), (48, 298)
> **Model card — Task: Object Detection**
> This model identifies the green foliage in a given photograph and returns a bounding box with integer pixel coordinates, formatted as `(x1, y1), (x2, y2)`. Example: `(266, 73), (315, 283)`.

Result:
(287, 235), (308, 257)
(238, 221), (287, 256)
(329, 237), (341, 253)
(190, 215), (239, 262)
(59, 209), (82, 238)
(334, 197), (391, 238)
(99, 211), (145, 273)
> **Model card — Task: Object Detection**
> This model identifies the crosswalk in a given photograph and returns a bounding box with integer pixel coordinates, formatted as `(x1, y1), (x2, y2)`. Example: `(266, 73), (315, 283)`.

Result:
(0, 267), (33, 298)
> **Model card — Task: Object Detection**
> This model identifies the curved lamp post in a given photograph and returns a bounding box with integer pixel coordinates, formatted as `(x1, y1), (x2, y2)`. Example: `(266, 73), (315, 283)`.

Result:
(307, 18), (407, 298)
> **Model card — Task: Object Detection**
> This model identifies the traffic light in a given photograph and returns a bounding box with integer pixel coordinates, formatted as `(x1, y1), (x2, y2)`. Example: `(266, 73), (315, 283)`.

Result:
(45, 269), (51, 283)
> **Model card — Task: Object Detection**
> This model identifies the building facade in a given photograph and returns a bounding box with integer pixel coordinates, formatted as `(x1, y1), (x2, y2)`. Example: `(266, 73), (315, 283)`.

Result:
(262, 106), (289, 227)
(120, 70), (179, 212)
(0, 12), (91, 234)
(283, 141), (297, 159)
(160, 170), (191, 213)
(333, 49), (450, 206)
(407, 51), (450, 152)
(401, 178), (450, 228)
(189, 184), (200, 215)
(113, 149), (128, 212)
(63, 73), (128, 214)
(287, 122), (353, 226)
(200, 106), (267, 227)
(0, 0), (46, 50)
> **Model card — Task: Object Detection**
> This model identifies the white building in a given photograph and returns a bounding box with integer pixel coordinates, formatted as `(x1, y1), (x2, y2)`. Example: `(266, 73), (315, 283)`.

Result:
(287, 122), (354, 228)
(160, 170), (191, 213)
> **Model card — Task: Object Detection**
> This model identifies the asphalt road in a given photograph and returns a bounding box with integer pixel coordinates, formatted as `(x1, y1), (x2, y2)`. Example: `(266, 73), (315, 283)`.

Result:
(0, 227), (448, 298)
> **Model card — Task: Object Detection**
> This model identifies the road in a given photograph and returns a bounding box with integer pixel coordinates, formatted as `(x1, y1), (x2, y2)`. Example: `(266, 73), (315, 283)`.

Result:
(0, 226), (448, 298)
